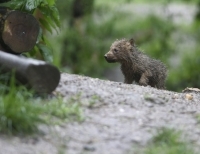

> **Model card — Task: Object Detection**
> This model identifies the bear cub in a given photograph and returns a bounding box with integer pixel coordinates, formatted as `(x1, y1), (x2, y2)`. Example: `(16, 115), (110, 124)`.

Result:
(104, 38), (167, 89)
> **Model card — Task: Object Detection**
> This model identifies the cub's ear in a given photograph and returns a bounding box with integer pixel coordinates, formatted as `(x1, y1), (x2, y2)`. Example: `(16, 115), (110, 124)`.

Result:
(129, 38), (135, 46)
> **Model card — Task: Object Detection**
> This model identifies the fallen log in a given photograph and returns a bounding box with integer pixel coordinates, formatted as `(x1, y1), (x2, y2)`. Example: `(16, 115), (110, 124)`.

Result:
(0, 8), (40, 54)
(0, 50), (60, 93)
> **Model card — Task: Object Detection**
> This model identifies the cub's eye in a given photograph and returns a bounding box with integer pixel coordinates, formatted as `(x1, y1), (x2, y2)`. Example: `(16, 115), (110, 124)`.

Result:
(114, 49), (118, 52)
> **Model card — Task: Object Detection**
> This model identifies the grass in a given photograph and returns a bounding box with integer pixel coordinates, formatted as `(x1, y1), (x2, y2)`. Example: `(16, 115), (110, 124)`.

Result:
(0, 90), (43, 134)
(141, 128), (196, 154)
(0, 77), (84, 135)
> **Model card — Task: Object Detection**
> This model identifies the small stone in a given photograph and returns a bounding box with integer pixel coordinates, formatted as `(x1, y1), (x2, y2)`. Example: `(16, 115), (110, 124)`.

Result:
(119, 108), (125, 113)
(172, 94), (179, 99)
(144, 95), (155, 102)
(146, 103), (154, 108)
(83, 145), (96, 151)
(185, 94), (193, 100)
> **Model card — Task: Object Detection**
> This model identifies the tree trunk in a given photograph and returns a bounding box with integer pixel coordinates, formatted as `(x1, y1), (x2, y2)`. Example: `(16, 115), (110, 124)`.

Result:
(0, 8), (40, 54)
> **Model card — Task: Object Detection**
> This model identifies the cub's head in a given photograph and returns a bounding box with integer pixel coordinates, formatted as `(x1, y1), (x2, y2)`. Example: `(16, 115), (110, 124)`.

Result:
(104, 38), (135, 63)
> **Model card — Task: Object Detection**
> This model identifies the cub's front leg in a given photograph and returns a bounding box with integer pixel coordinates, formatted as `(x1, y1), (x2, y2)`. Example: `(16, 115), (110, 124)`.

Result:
(139, 71), (152, 86)
(124, 76), (134, 84)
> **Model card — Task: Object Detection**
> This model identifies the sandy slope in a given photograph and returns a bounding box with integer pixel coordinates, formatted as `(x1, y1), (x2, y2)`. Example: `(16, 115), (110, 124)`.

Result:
(1, 73), (200, 154)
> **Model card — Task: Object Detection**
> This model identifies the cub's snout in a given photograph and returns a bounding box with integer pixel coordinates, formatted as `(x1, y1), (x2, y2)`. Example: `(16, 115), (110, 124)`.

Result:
(104, 52), (117, 63)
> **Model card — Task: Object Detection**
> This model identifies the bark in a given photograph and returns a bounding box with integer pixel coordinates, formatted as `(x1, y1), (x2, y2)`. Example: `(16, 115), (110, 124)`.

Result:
(0, 8), (40, 54)
(0, 50), (60, 93)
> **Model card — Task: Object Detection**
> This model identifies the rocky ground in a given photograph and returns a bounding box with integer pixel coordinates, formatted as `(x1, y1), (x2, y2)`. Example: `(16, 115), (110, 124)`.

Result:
(1, 73), (200, 154)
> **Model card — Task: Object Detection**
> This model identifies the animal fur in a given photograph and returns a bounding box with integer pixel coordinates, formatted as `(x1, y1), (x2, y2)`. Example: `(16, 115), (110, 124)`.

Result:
(104, 38), (167, 89)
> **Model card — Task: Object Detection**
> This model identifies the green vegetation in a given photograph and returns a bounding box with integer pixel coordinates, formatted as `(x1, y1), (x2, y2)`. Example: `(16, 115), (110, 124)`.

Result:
(134, 128), (196, 154)
(53, 0), (200, 91)
(0, 82), (83, 134)
(0, 0), (87, 136)
(0, 87), (43, 134)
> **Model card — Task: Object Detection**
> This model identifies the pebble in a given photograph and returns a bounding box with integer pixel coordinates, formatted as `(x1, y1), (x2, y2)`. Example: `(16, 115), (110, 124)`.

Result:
(172, 94), (179, 99)
(185, 94), (193, 100)
(83, 145), (96, 151)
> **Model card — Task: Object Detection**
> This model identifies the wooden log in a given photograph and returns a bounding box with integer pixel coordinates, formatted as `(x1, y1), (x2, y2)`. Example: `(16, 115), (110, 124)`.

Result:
(0, 9), (40, 54)
(0, 50), (60, 93)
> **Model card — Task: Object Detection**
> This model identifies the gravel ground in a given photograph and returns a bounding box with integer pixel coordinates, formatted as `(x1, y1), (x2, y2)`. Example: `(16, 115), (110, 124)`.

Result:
(1, 73), (200, 154)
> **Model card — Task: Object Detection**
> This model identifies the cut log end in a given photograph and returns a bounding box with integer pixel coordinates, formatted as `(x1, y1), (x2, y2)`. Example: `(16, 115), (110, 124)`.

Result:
(2, 11), (40, 53)
(26, 64), (60, 93)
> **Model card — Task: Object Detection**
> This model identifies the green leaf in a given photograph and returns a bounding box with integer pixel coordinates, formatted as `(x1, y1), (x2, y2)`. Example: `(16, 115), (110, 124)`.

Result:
(39, 18), (53, 33)
(45, 0), (55, 6)
(25, 0), (42, 11)
(49, 6), (60, 28)
(37, 44), (53, 63)
(38, 5), (60, 30)
(36, 27), (43, 44)
(4, 0), (25, 10)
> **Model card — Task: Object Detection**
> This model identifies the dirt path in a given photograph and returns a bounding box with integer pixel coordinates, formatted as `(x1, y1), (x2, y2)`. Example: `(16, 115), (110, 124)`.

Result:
(1, 73), (200, 154)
